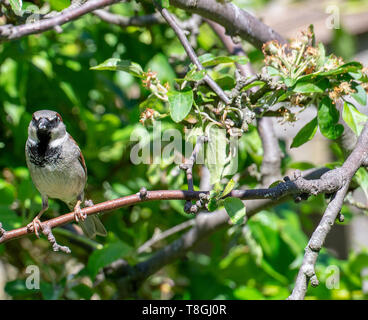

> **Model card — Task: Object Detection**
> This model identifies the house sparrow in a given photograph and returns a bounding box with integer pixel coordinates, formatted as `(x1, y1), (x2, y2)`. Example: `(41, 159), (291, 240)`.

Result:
(25, 110), (106, 238)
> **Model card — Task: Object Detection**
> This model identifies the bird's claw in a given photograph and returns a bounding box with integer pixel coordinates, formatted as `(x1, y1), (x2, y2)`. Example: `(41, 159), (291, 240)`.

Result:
(27, 218), (43, 238)
(73, 201), (86, 222)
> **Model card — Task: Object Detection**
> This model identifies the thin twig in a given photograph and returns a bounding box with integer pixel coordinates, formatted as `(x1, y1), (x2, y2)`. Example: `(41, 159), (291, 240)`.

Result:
(137, 219), (196, 254)
(180, 135), (208, 192)
(180, 135), (208, 213)
(93, 9), (164, 27)
(42, 224), (71, 254)
(0, 0), (123, 41)
(345, 194), (368, 211)
(258, 117), (283, 186)
(154, 2), (231, 105)
(53, 227), (103, 251)
(206, 20), (254, 78)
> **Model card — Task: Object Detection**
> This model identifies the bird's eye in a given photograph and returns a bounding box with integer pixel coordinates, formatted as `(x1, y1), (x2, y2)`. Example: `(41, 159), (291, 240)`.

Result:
(49, 117), (58, 127)
(56, 113), (63, 122)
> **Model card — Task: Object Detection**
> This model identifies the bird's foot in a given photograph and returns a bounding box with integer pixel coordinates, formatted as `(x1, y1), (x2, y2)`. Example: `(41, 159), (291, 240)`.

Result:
(27, 217), (43, 238)
(0, 223), (6, 241)
(73, 200), (87, 222)
(84, 199), (94, 207)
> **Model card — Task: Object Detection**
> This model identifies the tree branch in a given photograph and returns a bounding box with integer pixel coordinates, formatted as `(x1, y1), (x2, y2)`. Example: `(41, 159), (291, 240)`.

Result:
(206, 19), (254, 78)
(180, 135), (208, 213)
(137, 219), (196, 254)
(0, 0), (123, 41)
(154, 2), (231, 105)
(288, 122), (368, 299)
(288, 182), (350, 300)
(180, 136), (208, 193)
(93, 9), (164, 27)
(170, 0), (286, 50)
(258, 117), (283, 186)
(0, 163), (349, 246)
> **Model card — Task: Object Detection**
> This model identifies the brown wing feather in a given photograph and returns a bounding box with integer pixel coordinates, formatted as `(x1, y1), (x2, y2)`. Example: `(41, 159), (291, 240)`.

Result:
(78, 149), (87, 176)
(68, 134), (87, 176)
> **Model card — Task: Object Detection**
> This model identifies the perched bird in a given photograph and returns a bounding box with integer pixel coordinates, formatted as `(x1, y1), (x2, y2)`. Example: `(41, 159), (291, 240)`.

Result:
(25, 110), (106, 238)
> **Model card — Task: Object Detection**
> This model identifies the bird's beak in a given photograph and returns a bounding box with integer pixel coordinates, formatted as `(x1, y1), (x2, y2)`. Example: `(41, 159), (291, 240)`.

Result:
(37, 118), (49, 131)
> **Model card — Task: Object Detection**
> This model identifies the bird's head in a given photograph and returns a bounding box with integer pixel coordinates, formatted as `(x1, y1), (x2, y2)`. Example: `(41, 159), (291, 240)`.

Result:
(28, 110), (66, 145)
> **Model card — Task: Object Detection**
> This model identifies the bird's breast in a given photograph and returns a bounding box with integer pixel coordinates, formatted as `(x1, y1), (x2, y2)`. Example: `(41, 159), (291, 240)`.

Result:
(26, 142), (86, 203)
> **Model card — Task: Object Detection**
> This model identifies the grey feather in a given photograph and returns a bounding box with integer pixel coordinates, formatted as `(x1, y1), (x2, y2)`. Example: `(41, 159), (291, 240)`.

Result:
(79, 215), (107, 238)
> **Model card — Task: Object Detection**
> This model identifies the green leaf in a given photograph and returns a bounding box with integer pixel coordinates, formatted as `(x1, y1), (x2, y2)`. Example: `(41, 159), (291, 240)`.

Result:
(87, 241), (133, 280)
(259, 258), (289, 285)
(267, 66), (281, 77)
(268, 180), (283, 188)
(242, 80), (265, 92)
(278, 210), (308, 255)
(205, 126), (227, 184)
(318, 96), (344, 139)
(316, 42), (326, 69)
(288, 161), (315, 170)
(320, 61), (363, 76)
(207, 197), (219, 212)
(354, 168), (368, 199)
(5, 280), (30, 298)
(90, 58), (144, 78)
(293, 78), (329, 93)
(293, 62), (363, 85)
(351, 83), (367, 106)
(342, 101), (368, 136)
(139, 94), (165, 113)
(284, 78), (295, 87)
(290, 117), (318, 148)
(277, 90), (293, 102)
(156, 0), (170, 8)
(248, 212), (280, 259)
(66, 284), (94, 300)
(9, 0), (22, 14)
(221, 179), (236, 198)
(40, 282), (63, 300)
(223, 197), (246, 225)
(184, 68), (207, 81)
(167, 87), (193, 123)
(201, 55), (249, 67)
(49, 0), (69, 11)
(293, 82), (324, 93)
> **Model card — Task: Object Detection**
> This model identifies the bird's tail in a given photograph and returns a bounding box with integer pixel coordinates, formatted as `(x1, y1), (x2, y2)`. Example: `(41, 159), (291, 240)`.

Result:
(79, 215), (107, 239)
(68, 201), (107, 239)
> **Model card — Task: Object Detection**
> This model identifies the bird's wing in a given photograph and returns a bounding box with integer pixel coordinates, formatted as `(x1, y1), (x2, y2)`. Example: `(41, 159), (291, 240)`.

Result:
(68, 134), (87, 176)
